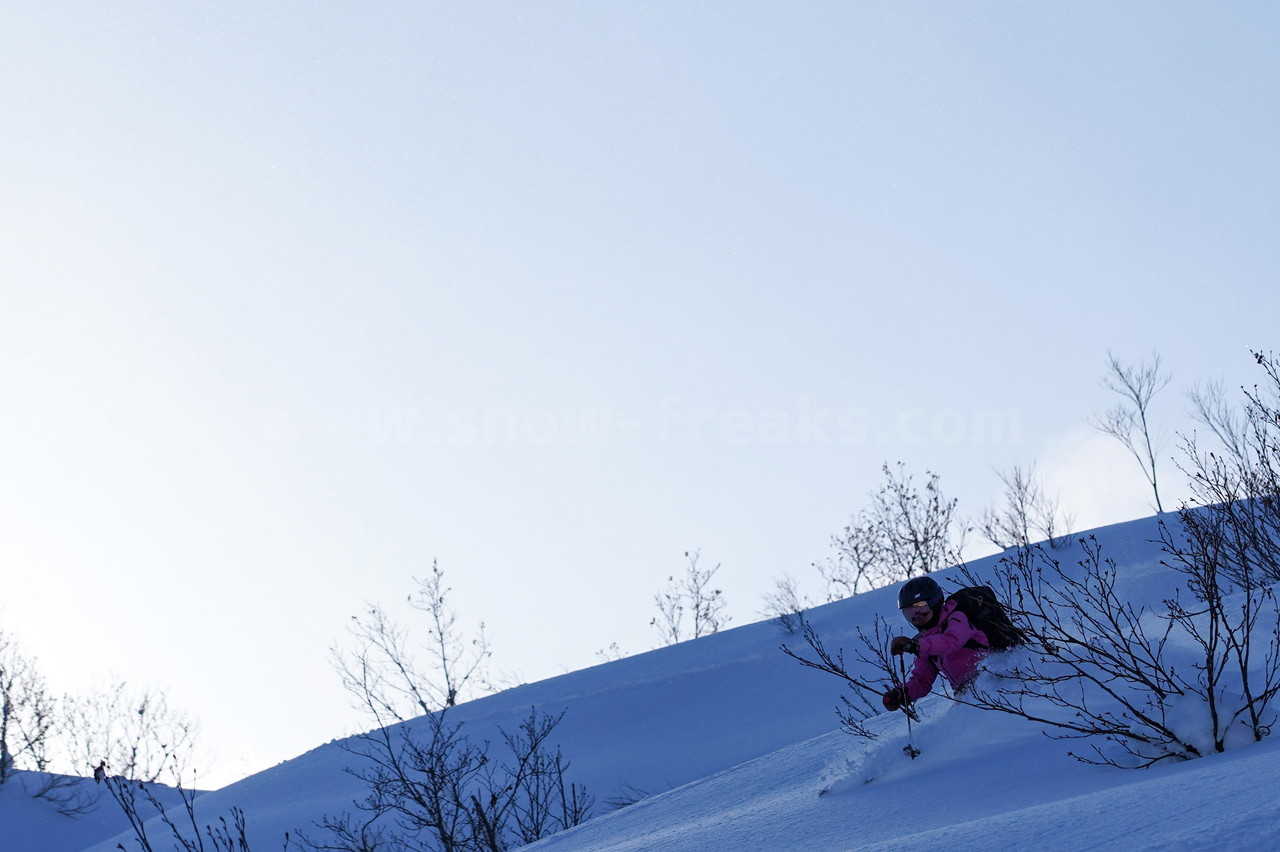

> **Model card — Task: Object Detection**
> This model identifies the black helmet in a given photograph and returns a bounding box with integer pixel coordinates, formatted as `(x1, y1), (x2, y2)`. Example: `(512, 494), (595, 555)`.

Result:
(898, 576), (944, 610)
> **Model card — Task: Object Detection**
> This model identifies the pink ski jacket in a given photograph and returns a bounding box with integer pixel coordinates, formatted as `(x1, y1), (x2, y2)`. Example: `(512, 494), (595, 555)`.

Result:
(904, 599), (989, 701)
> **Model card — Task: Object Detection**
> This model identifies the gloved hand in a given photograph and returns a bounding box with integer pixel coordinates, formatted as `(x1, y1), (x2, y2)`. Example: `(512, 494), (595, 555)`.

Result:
(890, 636), (919, 656)
(882, 686), (908, 712)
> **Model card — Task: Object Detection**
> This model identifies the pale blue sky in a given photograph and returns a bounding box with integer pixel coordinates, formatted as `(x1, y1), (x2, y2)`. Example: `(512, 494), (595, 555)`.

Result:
(2, 2), (1278, 785)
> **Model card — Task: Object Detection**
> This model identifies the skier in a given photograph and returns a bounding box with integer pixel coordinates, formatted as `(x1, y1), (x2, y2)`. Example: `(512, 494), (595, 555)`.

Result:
(881, 576), (988, 712)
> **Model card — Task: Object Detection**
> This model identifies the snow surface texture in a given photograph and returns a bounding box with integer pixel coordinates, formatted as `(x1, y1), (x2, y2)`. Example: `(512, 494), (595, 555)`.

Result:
(9, 515), (1280, 850)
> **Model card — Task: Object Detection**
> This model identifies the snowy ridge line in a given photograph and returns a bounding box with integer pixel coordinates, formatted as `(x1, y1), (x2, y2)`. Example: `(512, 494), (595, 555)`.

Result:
(10, 513), (1280, 851)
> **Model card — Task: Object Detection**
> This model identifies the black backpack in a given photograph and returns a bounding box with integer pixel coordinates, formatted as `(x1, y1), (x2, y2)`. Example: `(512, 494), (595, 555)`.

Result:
(945, 585), (1027, 651)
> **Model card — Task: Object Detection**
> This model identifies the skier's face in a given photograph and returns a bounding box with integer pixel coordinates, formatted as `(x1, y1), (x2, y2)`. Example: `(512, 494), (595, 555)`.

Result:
(902, 601), (933, 628)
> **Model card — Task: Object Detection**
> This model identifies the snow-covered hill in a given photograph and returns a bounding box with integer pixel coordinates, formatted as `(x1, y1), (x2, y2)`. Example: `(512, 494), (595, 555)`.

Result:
(10, 514), (1280, 850)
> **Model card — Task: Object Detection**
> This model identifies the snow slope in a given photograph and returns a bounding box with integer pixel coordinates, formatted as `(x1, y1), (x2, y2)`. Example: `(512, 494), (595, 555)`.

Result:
(10, 514), (1280, 850)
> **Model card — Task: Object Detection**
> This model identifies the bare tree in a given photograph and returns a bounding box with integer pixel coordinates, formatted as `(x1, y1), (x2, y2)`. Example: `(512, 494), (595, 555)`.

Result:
(309, 702), (592, 851)
(317, 562), (592, 852)
(821, 462), (967, 597)
(958, 529), (1280, 768)
(759, 573), (808, 635)
(960, 539), (1202, 766)
(1177, 438), (1280, 586)
(1159, 509), (1280, 750)
(651, 550), (729, 646)
(0, 633), (201, 816)
(486, 709), (593, 847)
(0, 630), (56, 783)
(62, 679), (200, 784)
(1187, 378), (1251, 465)
(594, 643), (629, 663)
(816, 519), (881, 602)
(779, 616), (910, 741)
(1180, 351), (1280, 584)
(0, 637), (100, 817)
(333, 561), (493, 724)
(875, 462), (967, 578)
(103, 759), (287, 852)
(1091, 351), (1172, 513)
(979, 462), (1075, 551)
(413, 562), (493, 709)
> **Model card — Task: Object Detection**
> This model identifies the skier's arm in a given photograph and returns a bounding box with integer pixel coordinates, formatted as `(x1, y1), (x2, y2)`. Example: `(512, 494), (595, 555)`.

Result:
(903, 652), (939, 702)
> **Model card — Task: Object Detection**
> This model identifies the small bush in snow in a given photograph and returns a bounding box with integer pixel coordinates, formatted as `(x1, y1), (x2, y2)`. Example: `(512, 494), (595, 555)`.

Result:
(779, 616), (906, 741)
(1090, 350), (1172, 515)
(818, 462), (967, 600)
(978, 462), (1075, 551)
(103, 764), (278, 852)
(959, 526), (1280, 768)
(334, 560), (494, 719)
(310, 707), (592, 852)
(62, 679), (200, 784)
(321, 561), (592, 851)
(760, 572), (808, 635)
(1182, 350), (1280, 586)
(651, 550), (730, 646)
(0, 630), (55, 783)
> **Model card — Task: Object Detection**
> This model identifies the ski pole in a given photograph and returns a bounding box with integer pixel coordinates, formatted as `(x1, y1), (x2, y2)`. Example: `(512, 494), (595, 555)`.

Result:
(898, 655), (921, 759)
